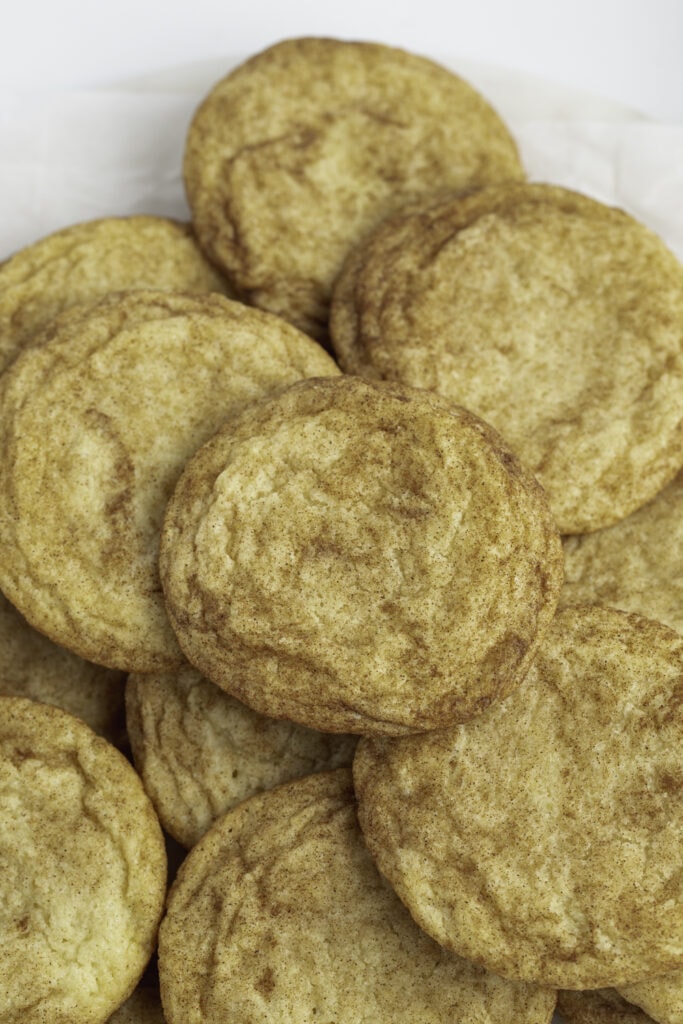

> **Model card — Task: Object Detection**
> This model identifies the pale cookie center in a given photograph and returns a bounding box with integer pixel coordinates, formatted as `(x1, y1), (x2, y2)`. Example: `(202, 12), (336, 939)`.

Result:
(192, 406), (544, 700)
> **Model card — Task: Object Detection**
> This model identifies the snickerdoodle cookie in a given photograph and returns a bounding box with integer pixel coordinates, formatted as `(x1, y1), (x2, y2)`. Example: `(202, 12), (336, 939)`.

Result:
(354, 606), (683, 989)
(0, 290), (337, 672)
(160, 375), (563, 736)
(158, 769), (556, 1024)
(561, 468), (682, 634)
(330, 183), (683, 533)
(0, 591), (125, 742)
(183, 37), (524, 340)
(0, 215), (233, 373)
(126, 666), (357, 846)
(0, 696), (167, 1024)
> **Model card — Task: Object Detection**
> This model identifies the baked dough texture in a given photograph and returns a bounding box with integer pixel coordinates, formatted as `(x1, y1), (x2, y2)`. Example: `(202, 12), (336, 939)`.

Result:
(619, 969), (683, 1024)
(561, 468), (682, 634)
(0, 590), (125, 742)
(183, 36), (524, 340)
(556, 990), (654, 1024)
(354, 606), (683, 989)
(0, 289), (338, 671)
(330, 183), (683, 534)
(0, 214), (233, 373)
(0, 696), (167, 1024)
(126, 665), (357, 847)
(160, 375), (563, 735)
(158, 768), (557, 1024)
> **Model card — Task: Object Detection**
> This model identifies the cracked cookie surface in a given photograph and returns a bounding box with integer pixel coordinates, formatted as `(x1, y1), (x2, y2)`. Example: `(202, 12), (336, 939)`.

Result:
(126, 666), (357, 847)
(158, 768), (556, 1024)
(184, 37), (524, 340)
(0, 215), (233, 373)
(0, 289), (338, 671)
(160, 375), (563, 735)
(330, 183), (683, 533)
(354, 606), (683, 988)
(561, 468), (682, 634)
(0, 696), (167, 1024)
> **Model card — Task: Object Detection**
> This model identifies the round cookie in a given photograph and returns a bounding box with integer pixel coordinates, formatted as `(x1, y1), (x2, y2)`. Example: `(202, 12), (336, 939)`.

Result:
(0, 214), (233, 374)
(556, 990), (655, 1024)
(126, 666), (357, 847)
(0, 696), (167, 1024)
(158, 768), (557, 1024)
(561, 468), (682, 634)
(160, 375), (563, 736)
(183, 37), (524, 340)
(330, 183), (683, 534)
(0, 289), (338, 672)
(354, 606), (683, 989)
(0, 590), (125, 743)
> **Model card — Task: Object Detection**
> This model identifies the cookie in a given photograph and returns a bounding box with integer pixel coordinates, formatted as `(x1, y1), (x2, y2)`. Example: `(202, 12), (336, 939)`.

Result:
(0, 590), (125, 742)
(561, 468), (682, 633)
(354, 606), (683, 989)
(158, 768), (556, 1024)
(126, 665), (357, 847)
(330, 183), (683, 533)
(0, 696), (167, 1024)
(619, 969), (683, 1024)
(184, 37), (524, 340)
(557, 990), (655, 1024)
(0, 289), (338, 671)
(160, 375), (563, 735)
(0, 215), (233, 374)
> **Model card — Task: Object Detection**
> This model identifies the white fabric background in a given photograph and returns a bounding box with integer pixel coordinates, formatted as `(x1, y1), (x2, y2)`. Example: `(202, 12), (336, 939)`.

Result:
(2, 0), (683, 122)
(1, 56), (681, 262)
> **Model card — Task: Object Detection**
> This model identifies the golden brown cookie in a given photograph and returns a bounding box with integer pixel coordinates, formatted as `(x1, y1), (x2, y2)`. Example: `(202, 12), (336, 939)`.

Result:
(160, 375), (563, 735)
(354, 606), (683, 989)
(561, 468), (682, 633)
(158, 768), (556, 1024)
(126, 666), (357, 847)
(0, 696), (167, 1024)
(0, 289), (338, 672)
(330, 183), (683, 534)
(184, 37), (524, 340)
(619, 969), (683, 1024)
(0, 590), (125, 742)
(557, 990), (655, 1024)
(0, 215), (233, 374)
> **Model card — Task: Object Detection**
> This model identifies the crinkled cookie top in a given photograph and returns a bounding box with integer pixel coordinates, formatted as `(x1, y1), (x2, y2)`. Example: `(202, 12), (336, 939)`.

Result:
(330, 183), (683, 533)
(184, 36), (524, 339)
(0, 214), (233, 373)
(158, 769), (556, 1024)
(354, 606), (683, 989)
(160, 374), (563, 735)
(0, 696), (167, 1024)
(0, 289), (337, 671)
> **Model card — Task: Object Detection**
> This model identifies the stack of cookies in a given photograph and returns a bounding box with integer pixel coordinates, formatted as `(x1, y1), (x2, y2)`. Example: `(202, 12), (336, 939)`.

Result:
(0, 36), (682, 1024)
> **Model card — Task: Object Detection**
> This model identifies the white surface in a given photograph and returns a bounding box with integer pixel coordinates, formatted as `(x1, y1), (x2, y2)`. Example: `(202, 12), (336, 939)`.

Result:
(2, 0), (683, 123)
(1, 57), (682, 266)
